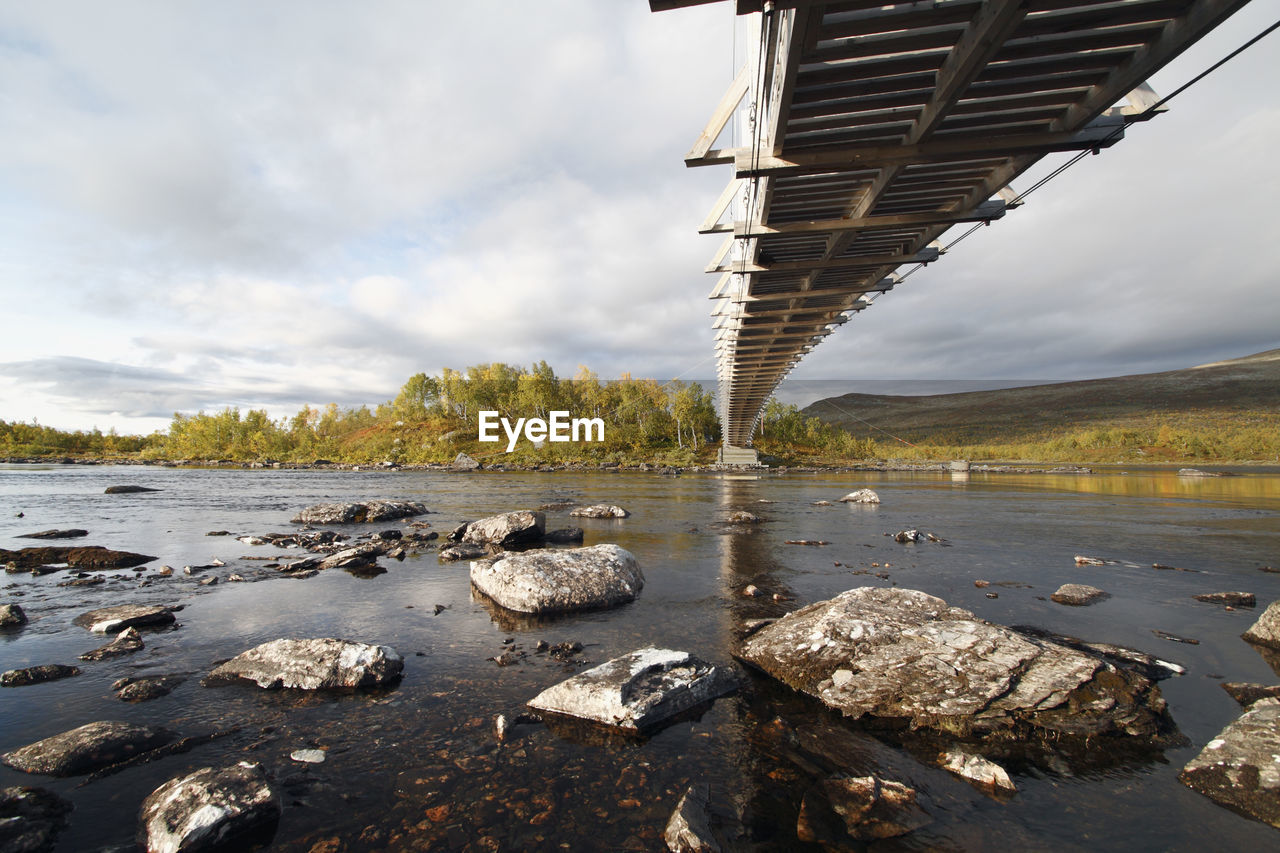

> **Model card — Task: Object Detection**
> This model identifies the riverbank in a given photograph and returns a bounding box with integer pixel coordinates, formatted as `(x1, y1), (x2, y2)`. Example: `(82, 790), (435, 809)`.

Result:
(7, 454), (1280, 475)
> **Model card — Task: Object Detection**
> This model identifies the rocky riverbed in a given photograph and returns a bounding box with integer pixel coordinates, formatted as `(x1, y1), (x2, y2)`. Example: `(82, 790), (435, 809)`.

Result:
(1, 462), (1279, 850)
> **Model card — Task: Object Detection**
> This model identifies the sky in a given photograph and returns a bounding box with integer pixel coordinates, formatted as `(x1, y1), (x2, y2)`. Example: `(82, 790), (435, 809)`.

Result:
(1, 1), (1276, 434)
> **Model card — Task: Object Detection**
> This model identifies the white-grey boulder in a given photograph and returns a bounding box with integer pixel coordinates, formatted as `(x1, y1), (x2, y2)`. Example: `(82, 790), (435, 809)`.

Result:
(205, 638), (403, 690)
(839, 489), (880, 504)
(528, 647), (736, 733)
(1242, 600), (1280, 650)
(470, 544), (643, 614)
(1180, 698), (1280, 828)
(569, 504), (630, 519)
(938, 748), (1016, 794)
(461, 510), (546, 547)
(139, 762), (280, 853)
(449, 452), (480, 471)
(73, 604), (175, 634)
(737, 587), (1177, 752)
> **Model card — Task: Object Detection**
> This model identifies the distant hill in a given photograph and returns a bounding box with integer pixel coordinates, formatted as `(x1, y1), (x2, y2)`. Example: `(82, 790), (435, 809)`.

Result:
(803, 349), (1280, 446)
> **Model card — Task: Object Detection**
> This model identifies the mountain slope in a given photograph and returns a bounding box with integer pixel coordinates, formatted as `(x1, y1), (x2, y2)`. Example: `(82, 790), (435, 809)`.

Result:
(802, 349), (1280, 444)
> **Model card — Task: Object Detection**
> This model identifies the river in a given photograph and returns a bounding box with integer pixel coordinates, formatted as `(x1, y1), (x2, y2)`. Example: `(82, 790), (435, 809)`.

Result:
(2, 463), (1279, 851)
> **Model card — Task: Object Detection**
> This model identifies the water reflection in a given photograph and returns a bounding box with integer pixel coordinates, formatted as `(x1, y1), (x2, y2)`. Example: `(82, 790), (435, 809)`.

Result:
(1, 464), (1278, 851)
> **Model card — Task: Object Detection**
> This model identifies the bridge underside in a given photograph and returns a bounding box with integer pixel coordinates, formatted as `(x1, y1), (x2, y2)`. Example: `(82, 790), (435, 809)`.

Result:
(656, 0), (1250, 448)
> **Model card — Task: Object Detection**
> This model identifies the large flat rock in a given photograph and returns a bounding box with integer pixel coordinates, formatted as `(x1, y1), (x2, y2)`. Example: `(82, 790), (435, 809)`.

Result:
(290, 500), (426, 525)
(470, 544), (642, 614)
(139, 762), (280, 853)
(205, 638), (403, 690)
(737, 587), (1177, 754)
(73, 605), (175, 634)
(528, 647), (736, 733)
(461, 510), (545, 546)
(0, 546), (156, 571)
(1, 721), (175, 777)
(1180, 698), (1280, 828)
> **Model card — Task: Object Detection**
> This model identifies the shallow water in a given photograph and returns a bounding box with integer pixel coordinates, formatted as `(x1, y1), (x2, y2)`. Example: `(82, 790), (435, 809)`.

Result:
(1, 463), (1279, 851)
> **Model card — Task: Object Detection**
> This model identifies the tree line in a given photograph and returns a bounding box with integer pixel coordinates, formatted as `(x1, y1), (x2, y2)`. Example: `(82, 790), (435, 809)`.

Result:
(15, 361), (1267, 464)
(3, 362), (734, 464)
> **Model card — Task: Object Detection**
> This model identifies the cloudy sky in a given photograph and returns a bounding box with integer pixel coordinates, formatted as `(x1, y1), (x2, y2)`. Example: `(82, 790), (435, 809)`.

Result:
(1, 2), (1276, 433)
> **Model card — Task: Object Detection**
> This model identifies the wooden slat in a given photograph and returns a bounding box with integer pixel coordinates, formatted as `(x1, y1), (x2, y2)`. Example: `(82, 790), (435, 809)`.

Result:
(686, 64), (751, 163)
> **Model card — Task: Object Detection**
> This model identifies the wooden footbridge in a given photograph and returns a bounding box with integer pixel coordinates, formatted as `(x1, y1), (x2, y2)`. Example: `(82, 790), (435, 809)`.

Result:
(651, 0), (1254, 465)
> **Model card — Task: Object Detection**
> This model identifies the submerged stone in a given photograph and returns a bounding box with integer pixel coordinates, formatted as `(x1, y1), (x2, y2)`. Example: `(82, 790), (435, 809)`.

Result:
(737, 587), (1179, 757)
(73, 605), (175, 634)
(1180, 698), (1280, 828)
(205, 638), (403, 690)
(1194, 591), (1256, 607)
(139, 762), (280, 853)
(80, 628), (145, 661)
(16, 529), (89, 540)
(1, 665), (80, 688)
(542, 527), (585, 544)
(664, 783), (721, 853)
(114, 675), (184, 702)
(527, 647), (736, 733)
(1, 721), (175, 777)
(796, 775), (930, 843)
(438, 542), (495, 563)
(290, 500), (427, 525)
(1221, 682), (1280, 708)
(0, 786), (72, 853)
(470, 544), (643, 614)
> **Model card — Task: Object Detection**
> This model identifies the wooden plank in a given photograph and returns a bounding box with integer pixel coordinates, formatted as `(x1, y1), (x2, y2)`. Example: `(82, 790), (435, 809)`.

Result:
(704, 235), (735, 273)
(1056, 0), (1250, 130)
(709, 249), (935, 274)
(766, 7), (820, 156)
(820, 0), (986, 40)
(736, 116), (1125, 175)
(807, 26), (963, 65)
(735, 200), (1005, 236)
(699, 178), (745, 233)
(686, 64), (750, 163)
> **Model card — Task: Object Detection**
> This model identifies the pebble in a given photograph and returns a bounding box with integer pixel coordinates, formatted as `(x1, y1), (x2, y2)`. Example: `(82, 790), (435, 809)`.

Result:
(291, 749), (326, 763)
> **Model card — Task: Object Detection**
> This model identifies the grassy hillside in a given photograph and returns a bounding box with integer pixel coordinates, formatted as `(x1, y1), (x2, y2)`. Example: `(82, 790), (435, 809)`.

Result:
(802, 349), (1280, 463)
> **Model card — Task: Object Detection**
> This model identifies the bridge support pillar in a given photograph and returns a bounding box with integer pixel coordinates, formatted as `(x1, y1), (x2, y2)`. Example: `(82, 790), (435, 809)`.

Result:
(717, 445), (762, 467)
